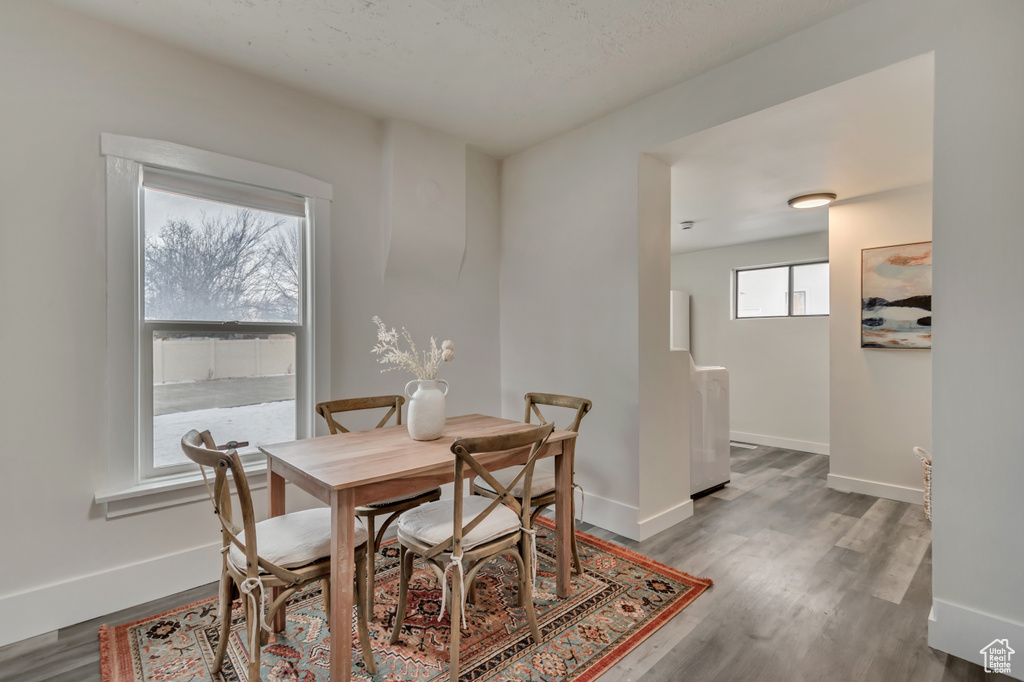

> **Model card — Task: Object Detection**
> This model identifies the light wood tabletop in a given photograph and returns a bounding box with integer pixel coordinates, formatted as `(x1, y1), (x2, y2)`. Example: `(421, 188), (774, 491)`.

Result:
(259, 413), (578, 682)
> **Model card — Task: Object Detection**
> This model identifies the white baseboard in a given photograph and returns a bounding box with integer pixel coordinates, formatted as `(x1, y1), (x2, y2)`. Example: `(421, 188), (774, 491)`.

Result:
(0, 542), (220, 648)
(638, 498), (694, 541)
(730, 431), (830, 456)
(827, 473), (924, 505)
(581, 492), (694, 542)
(580, 491), (642, 541)
(929, 599), (1024, 681)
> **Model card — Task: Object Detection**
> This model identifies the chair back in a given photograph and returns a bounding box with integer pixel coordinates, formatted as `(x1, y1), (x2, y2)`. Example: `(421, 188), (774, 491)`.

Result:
(315, 395), (405, 434)
(423, 422), (555, 561)
(524, 393), (592, 433)
(180, 430), (299, 583)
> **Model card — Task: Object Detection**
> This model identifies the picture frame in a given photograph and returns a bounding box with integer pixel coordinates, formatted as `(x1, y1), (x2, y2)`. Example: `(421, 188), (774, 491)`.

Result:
(861, 241), (932, 349)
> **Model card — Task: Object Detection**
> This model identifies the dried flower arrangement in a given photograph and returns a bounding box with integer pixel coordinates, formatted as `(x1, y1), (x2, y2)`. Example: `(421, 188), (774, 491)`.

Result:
(371, 316), (455, 380)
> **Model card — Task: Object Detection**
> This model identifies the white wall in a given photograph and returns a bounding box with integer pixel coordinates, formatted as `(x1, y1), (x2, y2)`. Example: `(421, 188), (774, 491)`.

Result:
(638, 155), (693, 534)
(500, 0), (1023, 670)
(0, 2), (501, 646)
(671, 232), (830, 454)
(827, 185), (933, 502)
(500, 132), (643, 539)
(929, 1), (1024, 672)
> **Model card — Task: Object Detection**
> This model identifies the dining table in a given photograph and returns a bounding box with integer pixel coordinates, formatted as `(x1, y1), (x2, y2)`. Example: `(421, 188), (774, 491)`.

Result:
(259, 413), (578, 681)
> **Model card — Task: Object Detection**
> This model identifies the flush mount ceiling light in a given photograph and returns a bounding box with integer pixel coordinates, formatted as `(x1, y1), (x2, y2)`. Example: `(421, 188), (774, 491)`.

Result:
(788, 192), (837, 209)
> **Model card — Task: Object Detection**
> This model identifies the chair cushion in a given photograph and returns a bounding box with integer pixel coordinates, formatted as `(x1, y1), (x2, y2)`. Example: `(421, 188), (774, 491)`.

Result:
(476, 459), (556, 498)
(360, 486), (441, 509)
(397, 496), (520, 551)
(227, 508), (367, 571)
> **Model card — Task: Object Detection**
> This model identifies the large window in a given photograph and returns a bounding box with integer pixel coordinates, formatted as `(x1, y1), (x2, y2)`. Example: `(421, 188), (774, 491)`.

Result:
(99, 134), (332, 510)
(735, 261), (829, 318)
(141, 174), (305, 476)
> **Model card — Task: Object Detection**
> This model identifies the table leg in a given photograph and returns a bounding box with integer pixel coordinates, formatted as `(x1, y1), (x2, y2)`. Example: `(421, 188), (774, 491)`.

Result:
(554, 439), (575, 598)
(269, 468), (287, 632)
(331, 489), (356, 682)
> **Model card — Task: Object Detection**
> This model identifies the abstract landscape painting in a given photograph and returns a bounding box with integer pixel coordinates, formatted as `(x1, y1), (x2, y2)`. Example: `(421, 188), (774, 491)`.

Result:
(862, 241), (932, 349)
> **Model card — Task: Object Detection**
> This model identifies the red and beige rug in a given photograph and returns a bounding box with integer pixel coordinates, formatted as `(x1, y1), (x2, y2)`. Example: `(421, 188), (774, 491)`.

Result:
(100, 519), (711, 681)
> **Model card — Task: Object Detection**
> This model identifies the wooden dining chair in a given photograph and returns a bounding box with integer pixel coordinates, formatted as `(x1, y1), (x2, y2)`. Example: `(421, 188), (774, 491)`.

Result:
(179, 430), (377, 678)
(315, 395), (443, 618)
(389, 422), (554, 681)
(471, 392), (592, 577)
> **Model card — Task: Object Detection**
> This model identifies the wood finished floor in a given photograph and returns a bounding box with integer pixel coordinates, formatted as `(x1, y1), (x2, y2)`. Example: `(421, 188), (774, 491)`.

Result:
(0, 445), (1009, 681)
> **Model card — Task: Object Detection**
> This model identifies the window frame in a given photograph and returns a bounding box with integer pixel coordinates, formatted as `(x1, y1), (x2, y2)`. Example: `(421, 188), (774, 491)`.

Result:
(98, 134), (332, 513)
(734, 259), (830, 319)
(138, 180), (308, 479)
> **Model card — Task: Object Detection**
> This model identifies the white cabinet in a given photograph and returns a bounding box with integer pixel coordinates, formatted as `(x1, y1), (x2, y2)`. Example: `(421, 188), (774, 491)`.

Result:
(691, 365), (730, 496)
(672, 290), (730, 496)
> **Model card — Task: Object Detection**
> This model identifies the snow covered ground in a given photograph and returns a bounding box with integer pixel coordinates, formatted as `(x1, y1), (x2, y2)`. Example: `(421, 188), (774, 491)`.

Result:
(153, 400), (295, 468)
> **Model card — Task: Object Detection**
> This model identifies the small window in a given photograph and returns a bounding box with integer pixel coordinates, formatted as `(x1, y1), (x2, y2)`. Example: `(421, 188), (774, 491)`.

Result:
(736, 261), (829, 318)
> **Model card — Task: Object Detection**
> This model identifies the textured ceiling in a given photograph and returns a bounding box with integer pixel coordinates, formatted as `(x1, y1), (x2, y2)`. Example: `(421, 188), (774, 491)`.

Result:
(48, 0), (872, 156)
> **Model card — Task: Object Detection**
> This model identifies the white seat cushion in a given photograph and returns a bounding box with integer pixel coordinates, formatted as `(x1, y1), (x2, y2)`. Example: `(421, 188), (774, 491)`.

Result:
(227, 508), (367, 571)
(397, 496), (520, 551)
(476, 459), (556, 498)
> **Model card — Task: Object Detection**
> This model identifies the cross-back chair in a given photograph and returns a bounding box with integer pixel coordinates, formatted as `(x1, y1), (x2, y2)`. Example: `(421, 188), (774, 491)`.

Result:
(389, 421), (555, 680)
(471, 392), (592, 577)
(180, 430), (377, 678)
(315, 395), (443, 618)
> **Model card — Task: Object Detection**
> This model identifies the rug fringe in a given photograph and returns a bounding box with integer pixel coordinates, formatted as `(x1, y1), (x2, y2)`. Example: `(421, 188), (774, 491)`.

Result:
(98, 624), (112, 682)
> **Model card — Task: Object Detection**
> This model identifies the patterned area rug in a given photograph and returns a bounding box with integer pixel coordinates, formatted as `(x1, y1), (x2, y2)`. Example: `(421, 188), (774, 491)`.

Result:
(100, 519), (711, 681)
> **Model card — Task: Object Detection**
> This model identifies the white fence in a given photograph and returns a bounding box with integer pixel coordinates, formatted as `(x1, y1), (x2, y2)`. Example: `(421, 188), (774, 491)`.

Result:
(153, 336), (295, 384)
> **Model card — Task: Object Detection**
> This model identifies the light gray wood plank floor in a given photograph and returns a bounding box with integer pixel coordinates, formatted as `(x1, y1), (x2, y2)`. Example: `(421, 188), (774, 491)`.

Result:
(0, 445), (1009, 681)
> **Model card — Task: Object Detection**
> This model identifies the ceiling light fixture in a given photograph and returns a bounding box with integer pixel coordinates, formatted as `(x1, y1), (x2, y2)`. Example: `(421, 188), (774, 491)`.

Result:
(788, 192), (837, 209)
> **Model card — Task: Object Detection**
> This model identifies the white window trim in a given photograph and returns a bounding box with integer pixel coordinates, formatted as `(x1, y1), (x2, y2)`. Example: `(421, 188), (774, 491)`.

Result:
(96, 134), (333, 518)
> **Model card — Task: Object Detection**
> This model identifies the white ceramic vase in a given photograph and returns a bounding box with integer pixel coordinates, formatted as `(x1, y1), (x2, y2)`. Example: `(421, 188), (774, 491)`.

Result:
(405, 378), (449, 441)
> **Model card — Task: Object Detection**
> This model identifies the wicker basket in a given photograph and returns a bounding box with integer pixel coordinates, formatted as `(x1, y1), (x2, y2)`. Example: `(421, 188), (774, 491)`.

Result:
(914, 446), (932, 521)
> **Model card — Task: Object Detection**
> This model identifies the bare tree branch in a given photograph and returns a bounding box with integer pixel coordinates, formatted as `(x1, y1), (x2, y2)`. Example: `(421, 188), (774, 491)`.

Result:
(144, 208), (298, 322)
